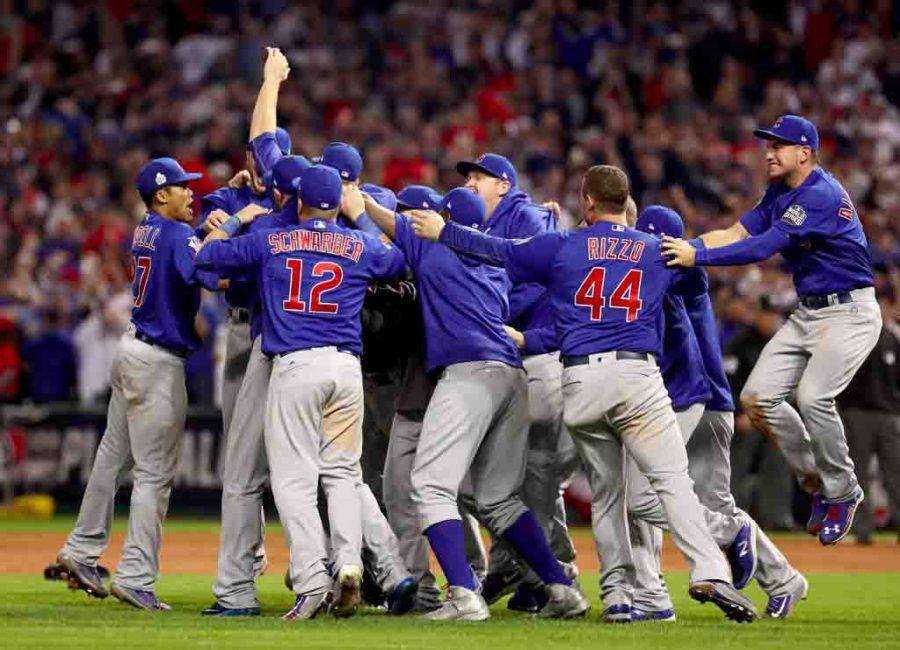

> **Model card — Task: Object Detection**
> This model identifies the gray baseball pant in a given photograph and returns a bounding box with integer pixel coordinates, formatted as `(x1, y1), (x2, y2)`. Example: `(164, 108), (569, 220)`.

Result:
(411, 360), (529, 538)
(563, 356), (730, 608)
(741, 288), (882, 501)
(266, 347), (364, 596)
(62, 328), (186, 591)
(488, 352), (578, 580)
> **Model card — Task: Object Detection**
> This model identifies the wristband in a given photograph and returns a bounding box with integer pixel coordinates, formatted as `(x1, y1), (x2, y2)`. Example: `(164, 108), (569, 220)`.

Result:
(220, 215), (242, 237)
(688, 237), (707, 251)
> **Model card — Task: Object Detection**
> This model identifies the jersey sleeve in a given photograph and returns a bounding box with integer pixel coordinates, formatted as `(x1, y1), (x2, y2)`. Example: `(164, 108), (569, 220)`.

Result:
(668, 266), (709, 297)
(194, 231), (266, 275)
(771, 184), (843, 239)
(362, 232), (407, 280)
(694, 227), (790, 266)
(392, 214), (426, 267)
(739, 185), (779, 236)
(438, 223), (563, 285)
(507, 206), (554, 322)
(173, 228), (221, 290)
(522, 325), (559, 355)
(248, 131), (283, 177)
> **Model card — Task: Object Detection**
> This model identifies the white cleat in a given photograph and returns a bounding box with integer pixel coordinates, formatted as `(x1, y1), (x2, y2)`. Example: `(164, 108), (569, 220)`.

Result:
(422, 586), (489, 621)
(538, 583), (591, 619)
(332, 565), (363, 618)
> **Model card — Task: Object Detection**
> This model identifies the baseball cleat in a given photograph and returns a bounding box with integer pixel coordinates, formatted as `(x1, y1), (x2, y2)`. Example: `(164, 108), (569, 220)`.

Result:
(332, 565), (363, 618)
(201, 602), (261, 617)
(631, 607), (676, 622)
(806, 493), (827, 535)
(422, 586), (489, 621)
(601, 603), (632, 623)
(688, 580), (758, 623)
(538, 583), (590, 619)
(725, 520), (758, 590)
(386, 576), (418, 615)
(54, 553), (109, 599)
(252, 545), (268, 578)
(507, 584), (539, 613)
(413, 585), (443, 613)
(480, 569), (522, 605)
(819, 492), (864, 545)
(765, 574), (809, 619)
(362, 565), (386, 608)
(283, 592), (330, 620)
(110, 582), (171, 611)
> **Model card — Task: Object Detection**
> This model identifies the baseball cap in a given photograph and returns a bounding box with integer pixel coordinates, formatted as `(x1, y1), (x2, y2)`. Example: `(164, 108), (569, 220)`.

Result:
(439, 188), (487, 228)
(135, 157), (202, 196)
(396, 184), (443, 211)
(275, 127), (292, 155)
(455, 153), (517, 187)
(753, 115), (819, 151)
(360, 183), (397, 212)
(292, 164), (343, 210)
(271, 155), (312, 195)
(321, 142), (363, 182)
(635, 205), (684, 239)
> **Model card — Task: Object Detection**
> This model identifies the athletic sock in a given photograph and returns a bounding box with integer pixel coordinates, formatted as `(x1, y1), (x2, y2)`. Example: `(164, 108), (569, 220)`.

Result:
(502, 510), (571, 586)
(425, 519), (479, 591)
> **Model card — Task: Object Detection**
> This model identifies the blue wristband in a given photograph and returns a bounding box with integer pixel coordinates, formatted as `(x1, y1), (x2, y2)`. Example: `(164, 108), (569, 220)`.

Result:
(688, 237), (707, 251)
(220, 215), (242, 237)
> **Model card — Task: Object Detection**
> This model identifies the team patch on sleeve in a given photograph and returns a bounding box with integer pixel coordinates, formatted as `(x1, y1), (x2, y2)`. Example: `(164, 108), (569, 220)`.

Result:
(187, 235), (202, 253)
(780, 204), (807, 227)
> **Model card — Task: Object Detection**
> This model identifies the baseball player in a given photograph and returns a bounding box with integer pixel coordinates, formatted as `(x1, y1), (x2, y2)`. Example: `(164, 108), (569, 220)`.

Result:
(414, 165), (758, 623)
(51, 158), (224, 610)
(195, 164), (406, 620)
(663, 115), (883, 545)
(349, 184), (588, 621)
(455, 153), (579, 610)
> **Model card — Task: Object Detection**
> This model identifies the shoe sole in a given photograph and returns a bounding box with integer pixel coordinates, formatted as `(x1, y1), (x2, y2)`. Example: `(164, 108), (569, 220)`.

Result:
(819, 500), (861, 546)
(333, 573), (362, 618)
(689, 583), (757, 623)
(56, 556), (108, 599)
(423, 609), (490, 621)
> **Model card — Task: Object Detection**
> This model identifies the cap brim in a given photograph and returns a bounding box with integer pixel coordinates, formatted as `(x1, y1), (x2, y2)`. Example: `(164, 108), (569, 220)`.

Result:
(752, 129), (798, 145)
(455, 161), (501, 180)
(174, 172), (203, 183)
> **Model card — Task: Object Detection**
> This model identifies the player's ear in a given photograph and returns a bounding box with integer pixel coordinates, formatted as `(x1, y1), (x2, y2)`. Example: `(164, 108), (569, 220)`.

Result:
(498, 180), (511, 197)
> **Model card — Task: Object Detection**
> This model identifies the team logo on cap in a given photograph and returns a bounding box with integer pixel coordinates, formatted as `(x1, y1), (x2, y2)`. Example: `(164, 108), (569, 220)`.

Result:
(340, 171), (349, 178)
(781, 204), (807, 227)
(476, 154), (485, 163)
(320, 202), (330, 208)
(774, 117), (783, 129)
(155, 172), (166, 185)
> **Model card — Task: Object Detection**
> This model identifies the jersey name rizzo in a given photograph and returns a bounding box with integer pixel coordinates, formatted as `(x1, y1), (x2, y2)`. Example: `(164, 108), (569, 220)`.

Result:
(267, 229), (364, 262)
(586, 236), (646, 262)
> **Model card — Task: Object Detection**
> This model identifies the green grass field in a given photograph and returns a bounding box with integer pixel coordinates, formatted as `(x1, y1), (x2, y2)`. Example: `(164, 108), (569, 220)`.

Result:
(2, 518), (899, 649)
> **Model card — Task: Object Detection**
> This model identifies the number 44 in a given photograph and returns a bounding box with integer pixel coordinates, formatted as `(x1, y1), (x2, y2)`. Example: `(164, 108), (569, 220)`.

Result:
(574, 267), (643, 322)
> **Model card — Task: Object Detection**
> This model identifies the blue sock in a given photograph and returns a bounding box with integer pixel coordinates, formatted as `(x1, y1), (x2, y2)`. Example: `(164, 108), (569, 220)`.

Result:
(502, 510), (571, 586)
(425, 519), (478, 590)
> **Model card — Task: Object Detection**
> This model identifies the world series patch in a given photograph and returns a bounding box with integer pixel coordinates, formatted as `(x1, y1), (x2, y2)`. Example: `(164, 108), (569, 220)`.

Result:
(781, 204), (806, 226)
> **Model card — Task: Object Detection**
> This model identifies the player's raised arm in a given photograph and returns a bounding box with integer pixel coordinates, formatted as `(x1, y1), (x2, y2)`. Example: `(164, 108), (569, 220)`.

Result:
(358, 187), (398, 239)
(249, 47), (289, 141)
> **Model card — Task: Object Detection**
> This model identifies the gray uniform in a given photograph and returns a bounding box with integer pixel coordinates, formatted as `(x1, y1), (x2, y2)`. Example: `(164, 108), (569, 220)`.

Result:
(741, 288), (882, 500)
(62, 327), (187, 591)
(563, 354), (731, 608)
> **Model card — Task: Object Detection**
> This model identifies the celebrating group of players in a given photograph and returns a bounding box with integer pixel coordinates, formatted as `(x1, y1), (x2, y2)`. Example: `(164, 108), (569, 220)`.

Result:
(46, 47), (882, 625)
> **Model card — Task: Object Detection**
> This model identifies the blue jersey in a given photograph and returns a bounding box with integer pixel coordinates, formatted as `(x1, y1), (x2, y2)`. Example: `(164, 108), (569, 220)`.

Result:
(393, 215), (521, 373)
(130, 212), (220, 354)
(739, 167), (873, 296)
(249, 131), (284, 179)
(199, 185), (275, 308)
(659, 293), (712, 411)
(194, 219), (404, 356)
(683, 284), (735, 412)
(484, 190), (556, 332)
(440, 220), (689, 357)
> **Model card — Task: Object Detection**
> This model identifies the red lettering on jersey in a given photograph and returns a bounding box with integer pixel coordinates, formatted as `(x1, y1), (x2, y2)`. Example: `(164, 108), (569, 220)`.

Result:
(605, 238), (620, 260)
(268, 233), (281, 254)
(597, 237), (607, 259)
(309, 261), (343, 314)
(322, 232), (334, 253)
(617, 240), (633, 261)
(610, 269), (643, 322)
(350, 240), (363, 262)
(839, 197), (854, 221)
(299, 230), (312, 248)
(630, 241), (645, 262)
(587, 237), (600, 261)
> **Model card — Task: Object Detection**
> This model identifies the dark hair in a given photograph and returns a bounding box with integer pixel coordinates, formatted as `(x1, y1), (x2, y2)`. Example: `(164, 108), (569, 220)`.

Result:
(582, 165), (629, 214)
(299, 205), (339, 220)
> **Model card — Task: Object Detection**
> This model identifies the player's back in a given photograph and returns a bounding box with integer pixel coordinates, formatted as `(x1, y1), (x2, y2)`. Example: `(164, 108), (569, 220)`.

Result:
(548, 221), (670, 357)
(255, 218), (404, 356)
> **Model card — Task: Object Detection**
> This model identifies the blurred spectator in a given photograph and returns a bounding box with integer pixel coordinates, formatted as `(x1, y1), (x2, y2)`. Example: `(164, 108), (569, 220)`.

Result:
(20, 309), (76, 403)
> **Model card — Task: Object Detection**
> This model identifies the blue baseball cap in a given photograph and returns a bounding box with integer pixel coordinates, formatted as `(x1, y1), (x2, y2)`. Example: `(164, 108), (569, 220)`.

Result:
(635, 205), (684, 239)
(455, 153), (517, 187)
(753, 114), (819, 151)
(136, 157), (202, 196)
(439, 188), (487, 228)
(275, 127), (292, 155)
(292, 164), (343, 211)
(396, 185), (444, 211)
(360, 183), (397, 212)
(321, 142), (363, 182)
(271, 155), (312, 195)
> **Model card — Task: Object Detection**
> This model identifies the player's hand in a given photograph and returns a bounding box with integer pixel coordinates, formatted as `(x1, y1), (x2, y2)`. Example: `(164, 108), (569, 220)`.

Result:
(235, 203), (270, 224)
(203, 209), (230, 232)
(263, 47), (290, 83)
(410, 210), (444, 241)
(227, 170), (251, 189)
(503, 325), (525, 349)
(661, 236), (697, 267)
(341, 184), (366, 220)
(542, 201), (562, 221)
